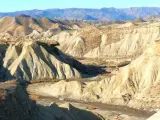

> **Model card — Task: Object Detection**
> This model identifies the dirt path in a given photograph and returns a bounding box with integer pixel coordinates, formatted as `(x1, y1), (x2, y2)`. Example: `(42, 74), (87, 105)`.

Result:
(34, 95), (155, 119)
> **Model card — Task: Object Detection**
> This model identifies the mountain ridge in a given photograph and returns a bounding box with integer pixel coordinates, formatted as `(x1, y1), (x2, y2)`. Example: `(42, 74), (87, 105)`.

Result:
(1, 7), (160, 21)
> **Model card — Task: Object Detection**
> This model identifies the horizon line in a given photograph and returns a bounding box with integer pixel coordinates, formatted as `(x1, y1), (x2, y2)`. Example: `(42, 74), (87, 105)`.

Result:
(1, 6), (160, 13)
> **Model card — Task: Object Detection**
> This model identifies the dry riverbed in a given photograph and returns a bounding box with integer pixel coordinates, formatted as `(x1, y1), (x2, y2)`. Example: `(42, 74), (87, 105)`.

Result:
(27, 82), (155, 120)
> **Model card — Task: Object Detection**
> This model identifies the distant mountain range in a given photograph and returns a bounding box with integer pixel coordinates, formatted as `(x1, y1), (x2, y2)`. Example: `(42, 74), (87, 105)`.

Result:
(0, 7), (160, 21)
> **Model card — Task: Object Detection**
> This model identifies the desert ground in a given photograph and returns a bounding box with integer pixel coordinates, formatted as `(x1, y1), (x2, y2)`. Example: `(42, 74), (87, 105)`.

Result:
(0, 15), (160, 120)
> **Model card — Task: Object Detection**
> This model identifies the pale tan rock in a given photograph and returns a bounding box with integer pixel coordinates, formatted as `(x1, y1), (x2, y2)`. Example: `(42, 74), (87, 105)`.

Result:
(2, 41), (82, 81)
(27, 40), (160, 109)
(147, 111), (160, 120)
(85, 25), (160, 58)
(51, 31), (86, 57)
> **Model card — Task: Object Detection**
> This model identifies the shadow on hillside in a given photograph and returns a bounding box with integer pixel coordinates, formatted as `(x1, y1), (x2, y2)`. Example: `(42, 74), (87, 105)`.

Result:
(0, 80), (103, 120)
(0, 44), (15, 82)
(36, 102), (102, 120)
(0, 66), (15, 82)
(41, 44), (108, 77)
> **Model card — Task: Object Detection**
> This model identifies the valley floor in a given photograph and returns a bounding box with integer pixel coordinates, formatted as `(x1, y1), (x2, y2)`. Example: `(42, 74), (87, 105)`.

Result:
(27, 81), (155, 120)
(29, 91), (154, 120)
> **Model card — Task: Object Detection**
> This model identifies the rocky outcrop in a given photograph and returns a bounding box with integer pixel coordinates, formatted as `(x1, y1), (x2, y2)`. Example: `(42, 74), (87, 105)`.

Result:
(0, 40), (105, 81)
(51, 31), (86, 57)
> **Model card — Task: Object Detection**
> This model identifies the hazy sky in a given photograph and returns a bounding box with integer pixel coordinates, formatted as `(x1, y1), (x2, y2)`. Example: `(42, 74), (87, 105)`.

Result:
(0, 0), (160, 12)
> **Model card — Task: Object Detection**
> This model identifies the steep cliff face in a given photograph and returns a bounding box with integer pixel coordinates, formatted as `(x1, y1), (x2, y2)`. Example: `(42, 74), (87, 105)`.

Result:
(119, 40), (160, 109)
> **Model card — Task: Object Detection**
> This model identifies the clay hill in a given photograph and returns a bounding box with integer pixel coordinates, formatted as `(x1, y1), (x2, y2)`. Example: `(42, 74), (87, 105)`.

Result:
(0, 15), (157, 59)
(0, 40), (103, 81)
(0, 15), (70, 40)
(51, 22), (160, 58)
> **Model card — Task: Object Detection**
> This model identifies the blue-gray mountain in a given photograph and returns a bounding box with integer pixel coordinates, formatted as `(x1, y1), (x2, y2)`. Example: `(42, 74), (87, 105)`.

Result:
(0, 7), (160, 21)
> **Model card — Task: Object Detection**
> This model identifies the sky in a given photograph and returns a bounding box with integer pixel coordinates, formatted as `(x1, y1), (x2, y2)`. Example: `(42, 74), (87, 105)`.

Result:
(0, 0), (160, 12)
